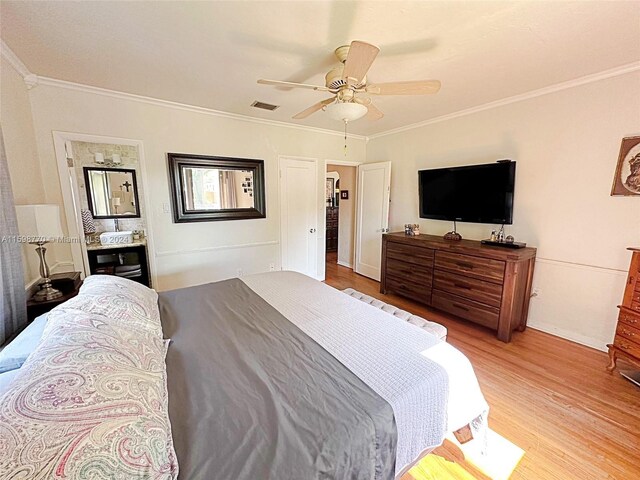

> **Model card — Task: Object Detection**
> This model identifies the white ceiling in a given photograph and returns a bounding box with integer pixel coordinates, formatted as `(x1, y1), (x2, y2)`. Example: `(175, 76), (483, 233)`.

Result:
(2, 1), (639, 136)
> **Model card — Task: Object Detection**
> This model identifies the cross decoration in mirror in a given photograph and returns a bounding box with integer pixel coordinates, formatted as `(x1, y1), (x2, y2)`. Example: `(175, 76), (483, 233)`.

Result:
(167, 153), (266, 222)
(83, 167), (141, 219)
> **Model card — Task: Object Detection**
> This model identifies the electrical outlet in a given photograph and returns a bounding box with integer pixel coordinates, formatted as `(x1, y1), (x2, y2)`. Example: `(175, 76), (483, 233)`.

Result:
(531, 287), (541, 298)
(237, 269), (243, 277)
(162, 203), (170, 214)
(269, 263), (275, 272)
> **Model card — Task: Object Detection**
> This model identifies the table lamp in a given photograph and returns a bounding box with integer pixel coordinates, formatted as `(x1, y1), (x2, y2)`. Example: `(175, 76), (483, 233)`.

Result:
(15, 204), (64, 302)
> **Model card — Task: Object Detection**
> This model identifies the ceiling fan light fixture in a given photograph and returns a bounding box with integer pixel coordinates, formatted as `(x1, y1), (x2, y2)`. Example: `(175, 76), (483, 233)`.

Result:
(324, 101), (368, 122)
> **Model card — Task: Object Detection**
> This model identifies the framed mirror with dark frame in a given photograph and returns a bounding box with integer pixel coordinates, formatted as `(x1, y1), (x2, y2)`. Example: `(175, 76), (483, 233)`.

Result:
(167, 153), (266, 223)
(83, 167), (141, 219)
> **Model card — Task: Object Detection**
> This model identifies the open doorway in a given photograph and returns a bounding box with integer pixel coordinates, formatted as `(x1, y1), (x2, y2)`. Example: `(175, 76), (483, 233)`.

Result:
(325, 164), (357, 271)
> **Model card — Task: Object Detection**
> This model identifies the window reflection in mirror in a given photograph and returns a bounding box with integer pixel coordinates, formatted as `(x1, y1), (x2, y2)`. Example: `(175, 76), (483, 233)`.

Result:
(84, 167), (140, 218)
(182, 168), (255, 211)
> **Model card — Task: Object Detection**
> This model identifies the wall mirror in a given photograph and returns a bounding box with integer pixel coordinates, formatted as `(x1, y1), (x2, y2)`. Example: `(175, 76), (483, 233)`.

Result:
(83, 167), (140, 218)
(168, 153), (266, 222)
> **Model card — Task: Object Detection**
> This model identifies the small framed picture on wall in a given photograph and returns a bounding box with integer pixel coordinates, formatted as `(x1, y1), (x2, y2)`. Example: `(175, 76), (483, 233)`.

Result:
(340, 190), (349, 200)
(611, 135), (640, 196)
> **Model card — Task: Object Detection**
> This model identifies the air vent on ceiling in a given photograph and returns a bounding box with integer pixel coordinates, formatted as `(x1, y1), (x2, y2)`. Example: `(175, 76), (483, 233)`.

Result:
(251, 101), (279, 111)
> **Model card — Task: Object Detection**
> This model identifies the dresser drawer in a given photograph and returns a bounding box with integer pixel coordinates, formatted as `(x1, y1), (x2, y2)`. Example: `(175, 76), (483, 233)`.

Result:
(614, 334), (640, 359)
(386, 258), (433, 289)
(387, 241), (435, 268)
(386, 274), (432, 303)
(435, 251), (505, 283)
(619, 310), (640, 327)
(631, 288), (640, 312)
(616, 322), (640, 344)
(433, 270), (503, 308)
(432, 290), (500, 329)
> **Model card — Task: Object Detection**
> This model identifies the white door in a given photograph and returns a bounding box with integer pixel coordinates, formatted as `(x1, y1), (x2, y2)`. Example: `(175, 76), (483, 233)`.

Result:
(355, 161), (391, 281)
(280, 157), (318, 278)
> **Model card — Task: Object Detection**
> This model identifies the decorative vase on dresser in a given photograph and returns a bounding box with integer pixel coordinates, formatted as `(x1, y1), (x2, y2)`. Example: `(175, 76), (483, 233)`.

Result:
(607, 247), (640, 371)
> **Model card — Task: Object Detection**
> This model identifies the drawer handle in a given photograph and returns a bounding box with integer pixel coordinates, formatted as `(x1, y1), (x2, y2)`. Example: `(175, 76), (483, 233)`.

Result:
(454, 282), (472, 290)
(619, 341), (632, 351)
(621, 329), (635, 337)
(452, 303), (470, 312)
(625, 316), (638, 324)
(456, 262), (474, 270)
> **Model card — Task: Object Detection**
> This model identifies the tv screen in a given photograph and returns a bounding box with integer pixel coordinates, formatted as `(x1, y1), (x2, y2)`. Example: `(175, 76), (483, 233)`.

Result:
(419, 161), (515, 224)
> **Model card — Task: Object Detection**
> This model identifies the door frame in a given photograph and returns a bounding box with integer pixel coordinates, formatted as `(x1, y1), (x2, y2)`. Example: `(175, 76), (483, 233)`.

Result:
(322, 159), (362, 280)
(278, 155), (320, 280)
(51, 131), (157, 287)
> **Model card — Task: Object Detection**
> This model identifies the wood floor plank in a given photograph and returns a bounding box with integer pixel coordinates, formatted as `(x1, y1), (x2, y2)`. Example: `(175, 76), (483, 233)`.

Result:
(324, 255), (640, 479)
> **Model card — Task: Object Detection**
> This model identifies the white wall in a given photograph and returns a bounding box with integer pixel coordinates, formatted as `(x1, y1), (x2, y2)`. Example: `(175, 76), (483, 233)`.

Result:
(0, 56), (48, 285)
(366, 71), (640, 351)
(26, 82), (366, 290)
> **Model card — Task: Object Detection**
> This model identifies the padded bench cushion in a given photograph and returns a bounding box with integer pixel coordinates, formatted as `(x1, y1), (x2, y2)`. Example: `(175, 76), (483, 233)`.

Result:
(342, 288), (447, 341)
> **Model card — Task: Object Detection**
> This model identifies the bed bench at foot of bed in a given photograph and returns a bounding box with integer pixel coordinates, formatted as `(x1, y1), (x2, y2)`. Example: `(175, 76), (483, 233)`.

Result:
(342, 288), (447, 341)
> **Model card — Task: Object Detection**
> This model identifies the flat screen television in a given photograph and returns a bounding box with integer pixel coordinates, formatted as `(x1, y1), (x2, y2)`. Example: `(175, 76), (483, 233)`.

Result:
(419, 161), (515, 224)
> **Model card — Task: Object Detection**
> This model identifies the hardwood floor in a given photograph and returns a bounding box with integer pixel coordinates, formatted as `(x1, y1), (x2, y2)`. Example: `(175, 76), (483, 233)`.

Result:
(324, 260), (640, 480)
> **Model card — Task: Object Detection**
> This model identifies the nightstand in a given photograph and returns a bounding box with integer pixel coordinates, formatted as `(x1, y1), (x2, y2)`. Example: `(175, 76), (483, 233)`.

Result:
(27, 272), (83, 322)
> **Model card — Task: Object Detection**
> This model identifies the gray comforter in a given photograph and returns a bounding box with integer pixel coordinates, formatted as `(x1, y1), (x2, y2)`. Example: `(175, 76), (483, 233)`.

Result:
(159, 279), (397, 480)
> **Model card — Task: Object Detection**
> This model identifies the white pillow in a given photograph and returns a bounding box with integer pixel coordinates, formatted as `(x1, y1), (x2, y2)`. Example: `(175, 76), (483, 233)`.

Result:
(0, 369), (20, 396)
(52, 274), (163, 338)
(0, 313), (48, 374)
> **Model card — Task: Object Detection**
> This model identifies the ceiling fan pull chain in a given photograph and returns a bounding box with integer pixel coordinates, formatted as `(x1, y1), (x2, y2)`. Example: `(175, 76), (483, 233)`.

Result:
(344, 120), (348, 156)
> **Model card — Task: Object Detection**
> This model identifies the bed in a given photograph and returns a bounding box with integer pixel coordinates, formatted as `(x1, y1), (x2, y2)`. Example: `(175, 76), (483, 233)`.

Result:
(0, 272), (488, 479)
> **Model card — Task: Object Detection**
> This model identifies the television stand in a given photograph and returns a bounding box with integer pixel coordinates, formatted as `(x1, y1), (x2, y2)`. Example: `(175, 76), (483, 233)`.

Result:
(480, 239), (527, 249)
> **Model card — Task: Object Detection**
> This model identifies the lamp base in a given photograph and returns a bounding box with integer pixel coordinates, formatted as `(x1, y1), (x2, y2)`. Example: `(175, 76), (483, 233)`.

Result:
(32, 284), (63, 302)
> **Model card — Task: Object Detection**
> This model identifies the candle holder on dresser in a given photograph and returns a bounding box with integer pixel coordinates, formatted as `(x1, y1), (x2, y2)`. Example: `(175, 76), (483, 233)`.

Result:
(607, 247), (640, 372)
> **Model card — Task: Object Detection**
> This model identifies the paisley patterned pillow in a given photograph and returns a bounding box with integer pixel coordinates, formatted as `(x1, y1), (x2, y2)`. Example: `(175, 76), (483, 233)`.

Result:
(0, 312), (178, 479)
(52, 274), (162, 338)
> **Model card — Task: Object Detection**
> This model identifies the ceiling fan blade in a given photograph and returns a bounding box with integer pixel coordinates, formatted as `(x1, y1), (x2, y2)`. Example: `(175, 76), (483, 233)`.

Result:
(258, 79), (330, 91)
(366, 102), (384, 121)
(292, 97), (335, 119)
(366, 80), (441, 95)
(342, 41), (380, 84)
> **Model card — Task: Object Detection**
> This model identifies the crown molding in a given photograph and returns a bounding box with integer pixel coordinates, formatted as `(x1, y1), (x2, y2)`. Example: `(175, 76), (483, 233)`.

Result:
(35, 76), (367, 140)
(368, 61), (640, 140)
(0, 39), (32, 79)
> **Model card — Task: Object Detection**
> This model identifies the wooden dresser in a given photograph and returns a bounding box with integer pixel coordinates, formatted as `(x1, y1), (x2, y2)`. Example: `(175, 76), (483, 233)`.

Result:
(381, 233), (536, 342)
(607, 248), (640, 371)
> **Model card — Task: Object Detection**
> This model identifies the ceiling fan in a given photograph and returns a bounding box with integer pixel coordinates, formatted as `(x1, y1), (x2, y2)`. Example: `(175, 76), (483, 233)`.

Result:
(257, 40), (441, 122)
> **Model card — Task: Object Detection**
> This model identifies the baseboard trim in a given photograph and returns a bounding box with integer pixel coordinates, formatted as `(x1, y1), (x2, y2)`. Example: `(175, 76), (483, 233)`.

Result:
(527, 322), (609, 352)
(337, 260), (353, 269)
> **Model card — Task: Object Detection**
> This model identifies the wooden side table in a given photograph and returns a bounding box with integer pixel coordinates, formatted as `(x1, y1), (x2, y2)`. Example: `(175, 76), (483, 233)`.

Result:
(27, 272), (83, 322)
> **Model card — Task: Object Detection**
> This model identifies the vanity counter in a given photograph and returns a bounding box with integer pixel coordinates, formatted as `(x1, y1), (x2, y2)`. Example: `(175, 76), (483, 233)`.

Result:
(86, 238), (147, 251)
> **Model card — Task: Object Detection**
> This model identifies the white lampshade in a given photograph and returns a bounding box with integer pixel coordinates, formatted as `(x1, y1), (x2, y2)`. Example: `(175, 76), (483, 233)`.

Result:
(111, 197), (121, 206)
(324, 101), (368, 122)
(15, 205), (63, 241)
